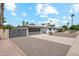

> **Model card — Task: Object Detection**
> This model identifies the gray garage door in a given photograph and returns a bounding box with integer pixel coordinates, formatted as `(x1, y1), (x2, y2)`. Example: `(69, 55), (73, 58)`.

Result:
(9, 29), (27, 38)
(28, 28), (41, 35)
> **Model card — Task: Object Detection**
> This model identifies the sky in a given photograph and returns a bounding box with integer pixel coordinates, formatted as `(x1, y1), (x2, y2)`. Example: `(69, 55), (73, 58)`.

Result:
(4, 3), (79, 27)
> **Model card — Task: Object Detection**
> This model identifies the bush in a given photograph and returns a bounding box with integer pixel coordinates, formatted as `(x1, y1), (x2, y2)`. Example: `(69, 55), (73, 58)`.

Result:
(62, 25), (68, 30)
(3, 25), (15, 29)
(69, 25), (79, 30)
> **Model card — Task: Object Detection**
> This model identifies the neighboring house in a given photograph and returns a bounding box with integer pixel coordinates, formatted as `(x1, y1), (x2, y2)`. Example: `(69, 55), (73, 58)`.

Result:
(0, 3), (4, 28)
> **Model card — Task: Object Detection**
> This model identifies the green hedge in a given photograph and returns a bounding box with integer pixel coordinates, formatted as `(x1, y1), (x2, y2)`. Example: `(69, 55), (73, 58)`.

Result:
(69, 25), (79, 30)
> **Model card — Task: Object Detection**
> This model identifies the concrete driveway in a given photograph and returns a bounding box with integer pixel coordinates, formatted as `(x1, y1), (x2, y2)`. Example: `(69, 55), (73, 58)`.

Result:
(11, 36), (71, 56)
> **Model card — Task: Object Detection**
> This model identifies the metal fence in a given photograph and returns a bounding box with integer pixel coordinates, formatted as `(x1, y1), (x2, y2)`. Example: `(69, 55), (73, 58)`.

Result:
(9, 29), (27, 38)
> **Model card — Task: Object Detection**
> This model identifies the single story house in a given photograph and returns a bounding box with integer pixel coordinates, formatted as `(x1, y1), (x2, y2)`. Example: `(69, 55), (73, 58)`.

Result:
(9, 25), (56, 38)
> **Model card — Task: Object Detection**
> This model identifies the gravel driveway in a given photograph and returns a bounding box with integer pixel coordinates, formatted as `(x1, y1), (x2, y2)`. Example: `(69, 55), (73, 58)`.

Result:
(11, 37), (70, 56)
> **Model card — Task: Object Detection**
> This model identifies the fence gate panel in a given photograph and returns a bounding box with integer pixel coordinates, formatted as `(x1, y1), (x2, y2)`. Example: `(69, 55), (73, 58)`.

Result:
(9, 29), (27, 38)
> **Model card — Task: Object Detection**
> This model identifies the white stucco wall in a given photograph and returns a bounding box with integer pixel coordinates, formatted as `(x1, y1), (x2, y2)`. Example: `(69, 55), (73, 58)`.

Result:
(0, 29), (9, 39)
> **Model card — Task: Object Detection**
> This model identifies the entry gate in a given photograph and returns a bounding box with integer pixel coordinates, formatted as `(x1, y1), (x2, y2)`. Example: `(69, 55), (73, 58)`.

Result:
(9, 29), (27, 38)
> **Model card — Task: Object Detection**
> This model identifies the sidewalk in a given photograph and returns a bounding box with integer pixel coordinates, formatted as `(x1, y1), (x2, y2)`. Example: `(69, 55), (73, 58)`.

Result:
(67, 35), (79, 56)
(0, 39), (25, 56)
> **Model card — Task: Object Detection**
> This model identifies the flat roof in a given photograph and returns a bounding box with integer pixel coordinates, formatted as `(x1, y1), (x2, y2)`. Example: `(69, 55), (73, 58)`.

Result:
(26, 25), (51, 28)
(17, 25), (56, 28)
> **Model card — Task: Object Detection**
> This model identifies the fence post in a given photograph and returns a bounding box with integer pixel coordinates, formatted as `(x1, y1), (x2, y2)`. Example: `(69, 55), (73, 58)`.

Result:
(26, 28), (29, 36)
(40, 28), (42, 34)
(5, 29), (9, 39)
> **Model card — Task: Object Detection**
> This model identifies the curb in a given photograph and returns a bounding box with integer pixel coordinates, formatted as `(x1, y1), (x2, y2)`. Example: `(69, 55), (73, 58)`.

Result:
(9, 39), (26, 56)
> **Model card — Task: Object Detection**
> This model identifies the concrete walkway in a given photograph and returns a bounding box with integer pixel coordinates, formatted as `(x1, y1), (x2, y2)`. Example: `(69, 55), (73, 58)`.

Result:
(30, 34), (75, 46)
(0, 39), (25, 56)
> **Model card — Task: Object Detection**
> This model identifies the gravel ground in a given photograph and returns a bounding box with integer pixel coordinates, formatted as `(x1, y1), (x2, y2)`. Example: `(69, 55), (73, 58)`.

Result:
(11, 37), (70, 56)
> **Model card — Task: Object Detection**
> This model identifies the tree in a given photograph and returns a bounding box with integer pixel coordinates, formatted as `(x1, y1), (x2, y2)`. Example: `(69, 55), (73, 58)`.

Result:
(69, 25), (77, 30)
(22, 21), (25, 26)
(2, 17), (6, 23)
(71, 14), (75, 25)
(77, 25), (79, 30)
(0, 17), (6, 29)
(26, 22), (28, 25)
(62, 25), (68, 30)
(3, 24), (15, 29)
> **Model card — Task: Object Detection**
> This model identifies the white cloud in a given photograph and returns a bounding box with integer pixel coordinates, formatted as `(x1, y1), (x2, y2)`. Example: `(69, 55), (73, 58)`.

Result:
(69, 9), (73, 13)
(22, 12), (27, 16)
(31, 20), (35, 23)
(62, 16), (71, 20)
(40, 15), (47, 18)
(38, 17), (69, 27)
(47, 18), (69, 27)
(29, 7), (32, 10)
(1, 0), (79, 3)
(47, 18), (60, 25)
(11, 12), (16, 16)
(62, 20), (67, 24)
(36, 4), (44, 15)
(69, 4), (79, 13)
(62, 16), (71, 25)
(45, 6), (59, 15)
(5, 0), (16, 12)
(36, 4), (59, 17)
(73, 4), (79, 13)
(38, 18), (60, 27)
(62, 16), (66, 19)
(5, 0), (16, 16)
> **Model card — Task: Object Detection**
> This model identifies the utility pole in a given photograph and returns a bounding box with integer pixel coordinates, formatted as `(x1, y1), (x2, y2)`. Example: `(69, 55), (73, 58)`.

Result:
(0, 3), (4, 29)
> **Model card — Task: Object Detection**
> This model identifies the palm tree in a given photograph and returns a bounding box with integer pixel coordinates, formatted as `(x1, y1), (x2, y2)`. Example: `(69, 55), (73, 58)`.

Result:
(22, 21), (25, 26)
(2, 17), (6, 23)
(71, 13), (75, 25)
(26, 22), (29, 25)
(0, 3), (4, 29)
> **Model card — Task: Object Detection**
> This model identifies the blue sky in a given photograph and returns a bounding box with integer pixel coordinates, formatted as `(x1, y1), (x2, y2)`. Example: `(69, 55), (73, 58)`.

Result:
(4, 3), (79, 27)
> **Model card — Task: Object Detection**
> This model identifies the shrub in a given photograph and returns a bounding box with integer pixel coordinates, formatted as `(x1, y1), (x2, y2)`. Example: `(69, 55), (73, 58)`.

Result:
(3, 25), (15, 29)
(62, 25), (68, 30)
(69, 25), (79, 30)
